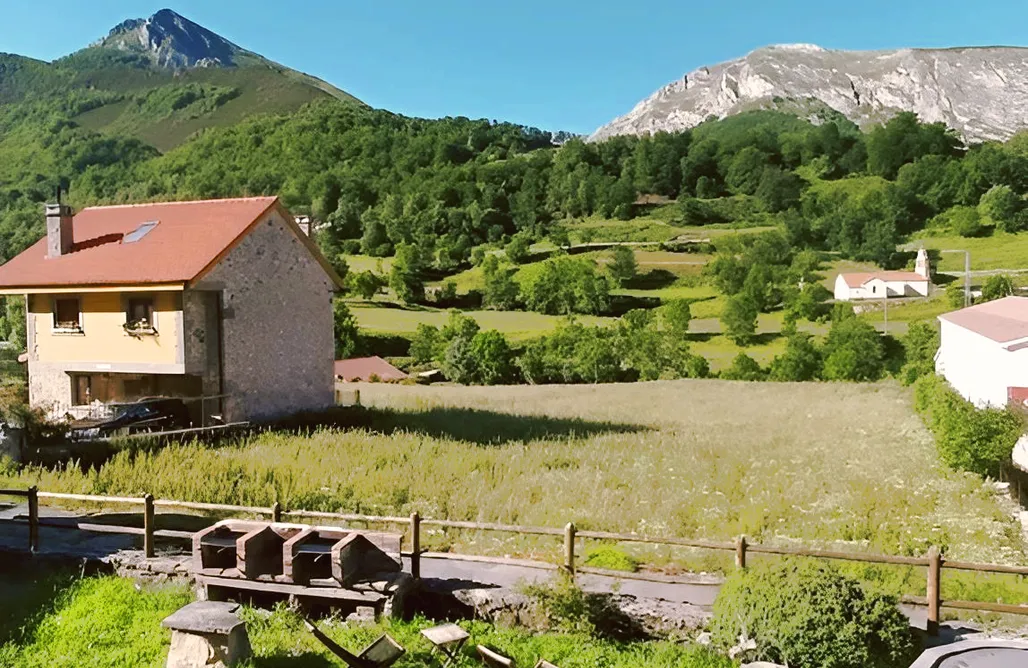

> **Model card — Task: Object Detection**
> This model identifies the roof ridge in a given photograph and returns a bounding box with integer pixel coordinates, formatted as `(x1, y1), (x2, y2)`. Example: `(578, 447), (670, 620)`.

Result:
(79, 196), (279, 212)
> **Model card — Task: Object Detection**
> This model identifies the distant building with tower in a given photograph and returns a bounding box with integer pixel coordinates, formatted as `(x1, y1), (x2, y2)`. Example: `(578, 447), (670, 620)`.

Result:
(833, 248), (931, 301)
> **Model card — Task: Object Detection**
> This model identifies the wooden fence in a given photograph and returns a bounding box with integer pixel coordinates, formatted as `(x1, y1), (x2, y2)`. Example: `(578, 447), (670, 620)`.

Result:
(3, 487), (1028, 635)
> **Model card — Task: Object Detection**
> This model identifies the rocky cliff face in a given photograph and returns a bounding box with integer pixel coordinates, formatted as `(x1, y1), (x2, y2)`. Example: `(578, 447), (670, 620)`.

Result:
(591, 44), (1028, 143)
(94, 8), (246, 69)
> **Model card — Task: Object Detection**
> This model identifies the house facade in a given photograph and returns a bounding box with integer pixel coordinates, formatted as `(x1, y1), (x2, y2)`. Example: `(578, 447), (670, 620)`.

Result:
(935, 296), (1028, 408)
(833, 249), (931, 300)
(0, 196), (342, 424)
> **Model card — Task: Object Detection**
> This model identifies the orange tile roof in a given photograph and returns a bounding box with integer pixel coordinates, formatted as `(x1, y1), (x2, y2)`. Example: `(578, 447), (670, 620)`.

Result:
(334, 357), (408, 382)
(0, 197), (300, 289)
(839, 271), (928, 288)
(939, 296), (1028, 344)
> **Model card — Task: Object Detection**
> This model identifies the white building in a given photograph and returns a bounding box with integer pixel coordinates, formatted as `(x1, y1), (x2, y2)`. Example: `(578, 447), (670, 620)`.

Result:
(936, 296), (1028, 408)
(833, 248), (931, 300)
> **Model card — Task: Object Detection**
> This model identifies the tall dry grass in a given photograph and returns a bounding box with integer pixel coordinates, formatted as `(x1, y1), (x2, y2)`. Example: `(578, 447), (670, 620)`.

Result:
(3, 380), (1023, 567)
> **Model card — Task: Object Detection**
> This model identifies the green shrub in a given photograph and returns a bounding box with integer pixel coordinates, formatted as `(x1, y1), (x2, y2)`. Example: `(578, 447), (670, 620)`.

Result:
(913, 374), (1022, 477)
(584, 546), (639, 572)
(710, 559), (916, 668)
(720, 353), (765, 381)
(523, 575), (641, 641)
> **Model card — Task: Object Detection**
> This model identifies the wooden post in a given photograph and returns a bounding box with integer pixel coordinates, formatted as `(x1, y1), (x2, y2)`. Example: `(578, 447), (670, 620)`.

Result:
(410, 512), (421, 580)
(27, 486), (39, 554)
(354, 389), (361, 407)
(926, 546), (941, 636)
(143, 494), (155, 559)
(271, 502), (282, 523)
(564, 522), (576, 577)
(735, 535), (748, 569)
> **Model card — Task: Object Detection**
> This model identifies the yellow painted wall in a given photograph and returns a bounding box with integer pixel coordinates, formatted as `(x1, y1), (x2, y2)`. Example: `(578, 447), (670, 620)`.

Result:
(30, 291), (183, 365)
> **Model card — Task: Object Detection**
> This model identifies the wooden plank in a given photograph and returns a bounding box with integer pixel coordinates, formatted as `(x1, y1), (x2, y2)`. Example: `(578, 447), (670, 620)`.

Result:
(745, 543), (928, 566)
(0, 489), (31, 497)
(198, 575), (386, 603)
(284, 509), (409, 524)
(942, 560), (1028, 576)
(421, 518), (565, 537)
(37, 492), (142, 505)
(577, 529), (736, 552)
(154, 499), (272, 515)
(940, 599), (1028, 616)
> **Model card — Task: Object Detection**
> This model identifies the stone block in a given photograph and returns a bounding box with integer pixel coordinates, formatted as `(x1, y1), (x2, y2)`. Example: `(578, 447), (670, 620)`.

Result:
(163, 601), (251, 668)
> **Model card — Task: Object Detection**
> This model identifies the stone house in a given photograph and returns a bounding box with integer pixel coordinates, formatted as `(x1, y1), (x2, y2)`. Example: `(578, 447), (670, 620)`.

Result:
(0, 196), (343, 424)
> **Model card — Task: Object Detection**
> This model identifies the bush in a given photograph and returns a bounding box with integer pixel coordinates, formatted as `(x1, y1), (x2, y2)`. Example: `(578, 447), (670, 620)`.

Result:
(720, 353), (765, 381)
(524, 575), (643, 641)
(981, 274), (1014, 302)
(914, 374), (1022, 478)
(710, 559), (916, 668)
(946, 281), (968, 309)
(821, 318), (885, 382)
(769, 334), (822, 381)
(584, 546), (639, 572)
(720, 294), (759, 346)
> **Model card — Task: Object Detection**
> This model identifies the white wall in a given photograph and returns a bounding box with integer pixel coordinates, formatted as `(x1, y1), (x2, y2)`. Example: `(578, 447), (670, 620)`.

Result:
(937, 319), (1028, 407)
(835, 276), (929, 300)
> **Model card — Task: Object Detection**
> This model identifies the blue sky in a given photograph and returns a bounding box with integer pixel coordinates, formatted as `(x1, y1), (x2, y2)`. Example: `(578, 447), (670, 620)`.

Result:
(3, 1), (1028, 134)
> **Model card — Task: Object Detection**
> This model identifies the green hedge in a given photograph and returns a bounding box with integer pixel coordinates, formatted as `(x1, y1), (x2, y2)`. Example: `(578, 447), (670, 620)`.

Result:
(710, 559), (916, 668)
(914, 375), (1023, 478)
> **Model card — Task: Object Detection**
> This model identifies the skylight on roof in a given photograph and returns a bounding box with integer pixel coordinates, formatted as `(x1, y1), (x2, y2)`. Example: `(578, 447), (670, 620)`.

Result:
(123, 221), (159, 244)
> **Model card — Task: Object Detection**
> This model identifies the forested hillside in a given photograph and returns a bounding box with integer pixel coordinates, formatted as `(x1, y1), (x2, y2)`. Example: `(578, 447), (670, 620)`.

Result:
(6, 24), (1028, 280)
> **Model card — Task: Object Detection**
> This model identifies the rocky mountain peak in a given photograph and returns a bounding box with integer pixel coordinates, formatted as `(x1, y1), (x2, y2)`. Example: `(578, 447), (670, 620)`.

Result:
(96, 8), (244, 69)
(591, 45), (1028, 143)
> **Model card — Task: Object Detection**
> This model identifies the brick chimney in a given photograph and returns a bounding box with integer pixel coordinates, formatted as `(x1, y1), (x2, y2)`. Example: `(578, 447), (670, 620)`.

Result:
(46, 189), (74, 258)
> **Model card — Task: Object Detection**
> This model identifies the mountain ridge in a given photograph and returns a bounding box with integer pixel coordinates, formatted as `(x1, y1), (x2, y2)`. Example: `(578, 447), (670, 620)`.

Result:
(591, 44), (1028, 143)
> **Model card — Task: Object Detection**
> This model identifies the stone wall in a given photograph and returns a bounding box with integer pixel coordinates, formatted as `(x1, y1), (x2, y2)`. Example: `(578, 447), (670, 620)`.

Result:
(27, 361), (73, 410)
(194, 211), (335, 422)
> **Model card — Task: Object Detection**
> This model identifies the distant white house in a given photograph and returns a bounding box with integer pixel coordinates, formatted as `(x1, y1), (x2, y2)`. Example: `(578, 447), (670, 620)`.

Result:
(936, 296), (1028, 408)
(833, 248), (931, 300)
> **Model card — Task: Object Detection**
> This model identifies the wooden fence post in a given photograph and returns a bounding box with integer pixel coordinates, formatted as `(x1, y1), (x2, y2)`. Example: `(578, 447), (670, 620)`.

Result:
(735, 535), (748, 569)
(410, 512), (421, 580)
(272, 502), (282, 523)
(27, 486), (39, 554)
(564, 522), (577, 577)
(926, 546), (941, 636)
(143, 494), (155, 559)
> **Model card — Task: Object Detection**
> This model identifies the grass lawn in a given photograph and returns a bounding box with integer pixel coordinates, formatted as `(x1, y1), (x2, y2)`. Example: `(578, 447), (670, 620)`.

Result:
(908, 230), (1028, 272)
(6, 381), (1022, 574)
(0, 566), (726, 667)
(349, 301), (615, 340)
(344, 254), (393, 274)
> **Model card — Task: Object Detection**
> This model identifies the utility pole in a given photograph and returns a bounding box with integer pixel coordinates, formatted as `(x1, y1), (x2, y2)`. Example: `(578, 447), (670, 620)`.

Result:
(883, 294), (888, 334)
(940, 249), (972, 307)
(964, 250), (971, 307)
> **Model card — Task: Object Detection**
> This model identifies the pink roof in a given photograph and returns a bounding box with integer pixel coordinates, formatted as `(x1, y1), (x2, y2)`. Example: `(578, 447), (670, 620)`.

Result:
(839, 272), (928, 288)
(939, 296), (1028, 343)
(334, 357), (408, 382)
(0, 197), (342, 290)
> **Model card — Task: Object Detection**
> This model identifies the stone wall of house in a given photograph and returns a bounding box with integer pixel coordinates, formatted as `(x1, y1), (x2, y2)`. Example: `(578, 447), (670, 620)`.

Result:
(27, 361), (73, 411)
(193, 211), (335, 422)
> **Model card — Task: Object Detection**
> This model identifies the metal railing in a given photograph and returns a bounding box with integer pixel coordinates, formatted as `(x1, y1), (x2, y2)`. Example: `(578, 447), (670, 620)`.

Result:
(3, 487), (1028, 635)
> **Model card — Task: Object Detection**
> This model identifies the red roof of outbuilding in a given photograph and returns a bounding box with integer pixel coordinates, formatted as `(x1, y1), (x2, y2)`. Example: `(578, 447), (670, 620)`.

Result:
(939, 296), (1028, 344)
(0, 197), (341, 290)
(334, 357), (408, 382)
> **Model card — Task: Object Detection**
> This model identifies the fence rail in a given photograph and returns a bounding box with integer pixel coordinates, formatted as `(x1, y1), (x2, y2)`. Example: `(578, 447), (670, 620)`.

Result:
(4, 487), (1028, 634)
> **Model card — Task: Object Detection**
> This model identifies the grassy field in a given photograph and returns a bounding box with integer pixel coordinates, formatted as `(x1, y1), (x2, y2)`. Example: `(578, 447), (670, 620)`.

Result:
(908, 230), (1028, 272)
(349, 302), (616, 340)
(5, 381), (1022, 574)
(0, 564), (726, 667)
